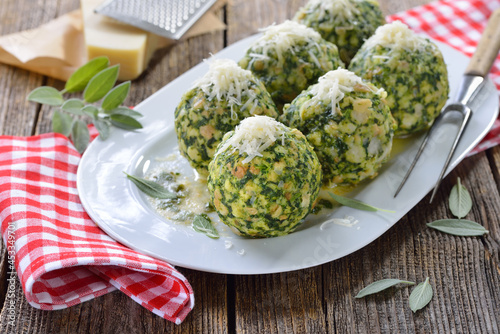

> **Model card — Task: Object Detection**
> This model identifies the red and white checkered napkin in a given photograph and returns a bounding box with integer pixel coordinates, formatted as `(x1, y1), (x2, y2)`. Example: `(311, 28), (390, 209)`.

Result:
(389, 0), (500, 155)
(0, 131), (194, 324)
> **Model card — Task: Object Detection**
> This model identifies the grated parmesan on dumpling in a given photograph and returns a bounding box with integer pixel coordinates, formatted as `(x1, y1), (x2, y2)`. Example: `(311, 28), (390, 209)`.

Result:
(363, 20), (428, 51)
(216, 115), (286, 164)
(192, 59), (260, 118)
(301, 68), (385, 115)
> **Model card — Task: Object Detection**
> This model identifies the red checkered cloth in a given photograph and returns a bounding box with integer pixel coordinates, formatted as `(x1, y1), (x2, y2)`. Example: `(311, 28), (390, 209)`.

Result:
(389, 0), (500, 155)
(0, 127), (194, 324)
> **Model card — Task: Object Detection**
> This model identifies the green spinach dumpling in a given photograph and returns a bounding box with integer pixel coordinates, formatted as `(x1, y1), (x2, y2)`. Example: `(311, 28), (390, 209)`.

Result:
(208, 116), (322, 238)
(280, 69), (396, 186)
(239, 20), (344, 110)
(349, 21), (449, 137)
(294, 0), (385, 65)
(175, 59), (278, 177)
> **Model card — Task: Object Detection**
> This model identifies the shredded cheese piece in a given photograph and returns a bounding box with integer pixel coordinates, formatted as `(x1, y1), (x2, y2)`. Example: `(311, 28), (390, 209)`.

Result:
(363, 20), (426, 51)
(307, 0), (361, 21)
(217, 115), (286, 164)
(192, 59), (258, 118)
(320, 215), (359, 229)
(253, 20), (323, 66)
(301, 68), (383, 115)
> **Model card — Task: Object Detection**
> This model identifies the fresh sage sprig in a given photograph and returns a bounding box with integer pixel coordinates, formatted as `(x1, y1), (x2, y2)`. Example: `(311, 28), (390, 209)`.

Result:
(356, 277), (433, 313)
(355, 279), (415, 298)
(427, 219), (488, 236)
(124, 173), (177, 199)
(27, 57), (143, 153)
(329, 193), (395, 213)
(192, 213), (220, 239)
(427, 178), (488, 236)
(409, 277), (433, 313)
(449, 177), (472, 219)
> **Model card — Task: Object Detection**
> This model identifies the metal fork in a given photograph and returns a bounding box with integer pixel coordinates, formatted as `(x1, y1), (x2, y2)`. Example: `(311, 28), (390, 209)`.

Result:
(394, 8), (500, 202)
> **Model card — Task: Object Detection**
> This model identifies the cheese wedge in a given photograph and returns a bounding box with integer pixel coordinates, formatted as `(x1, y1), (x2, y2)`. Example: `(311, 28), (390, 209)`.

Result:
(80, 0), (171, 80)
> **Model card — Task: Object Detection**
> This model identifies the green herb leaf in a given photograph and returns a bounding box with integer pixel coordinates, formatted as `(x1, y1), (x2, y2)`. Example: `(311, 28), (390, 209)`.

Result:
(52, 110), (73, 136)
(27, 87), (64, 106)
(355, 279), (415, 298)
(65, 56), (109, 93)
(71, 120), (90, 154)
(107, 106), (143, 118)
(82, 105), (99, 120)
(449, 177), (472, 219)
(192, 214), (219, 239)
(94, 118), (111, 140)
(26, 57), (140, 143)
(125, 173), (177, 199)
(83, 65), (120, 103)
(329, 193), (395, 213)
(61, 99), (86, 115)
(409, 277), (433, 312)
(110, 114), (143, 130)
(101, 81), (131, 111)
(427, 219), (488, 236)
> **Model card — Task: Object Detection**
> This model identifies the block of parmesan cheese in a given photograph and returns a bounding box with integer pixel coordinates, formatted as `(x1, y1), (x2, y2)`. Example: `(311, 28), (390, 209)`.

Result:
(80, 0), (171, 80)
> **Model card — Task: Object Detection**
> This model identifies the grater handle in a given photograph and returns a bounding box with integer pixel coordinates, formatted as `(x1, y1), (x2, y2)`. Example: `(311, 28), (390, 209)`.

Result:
(464, 8), (500, 77)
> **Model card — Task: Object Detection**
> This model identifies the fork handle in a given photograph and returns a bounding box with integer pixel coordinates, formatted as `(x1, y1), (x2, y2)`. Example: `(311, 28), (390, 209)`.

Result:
(465, 8), (500, 77)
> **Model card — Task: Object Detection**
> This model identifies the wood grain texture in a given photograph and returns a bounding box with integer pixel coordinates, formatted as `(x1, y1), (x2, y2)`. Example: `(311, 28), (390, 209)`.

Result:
(234, 268), (326, 333)
(324, 152), (500, 334)
(0, 0), (61, 137)
(226, 0), (306, 44)
(1, 0), (500, 333)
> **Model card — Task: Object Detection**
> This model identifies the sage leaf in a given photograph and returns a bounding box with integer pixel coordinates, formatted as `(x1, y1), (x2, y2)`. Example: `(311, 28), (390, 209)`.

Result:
(427, 219), (488, 236)
(82, 105), (99, 119)
(355, 279), (415, 298)
(102, 81), (131, 111)
(125, 173), (177, 199)
(329, 193), (395, 213)
(94, 118), (111, 140)
(409, 277), (433, 313)
(449, 177), (472, 219)
(84, 65), (120, 103)
(52, 110), (73, 136)
(61, 99), (86, 115)
(71, 120), (90, 154)
(110, 114), (143, 130)
(65, 56), (109, 93)
(192, 214), (219, 239)
(27, 86), (63, 106)
(107, 106), (143, 118)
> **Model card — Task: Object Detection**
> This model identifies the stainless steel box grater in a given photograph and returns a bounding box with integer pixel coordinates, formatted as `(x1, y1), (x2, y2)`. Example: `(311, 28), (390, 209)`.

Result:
(94, 0), (218, 40)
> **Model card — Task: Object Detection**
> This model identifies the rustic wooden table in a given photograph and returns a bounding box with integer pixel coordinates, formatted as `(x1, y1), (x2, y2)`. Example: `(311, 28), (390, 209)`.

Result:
(1, 0), (499, 332)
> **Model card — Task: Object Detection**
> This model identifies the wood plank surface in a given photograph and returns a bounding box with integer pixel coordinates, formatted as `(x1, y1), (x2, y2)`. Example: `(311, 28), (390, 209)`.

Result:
(0, 0), (499, 333)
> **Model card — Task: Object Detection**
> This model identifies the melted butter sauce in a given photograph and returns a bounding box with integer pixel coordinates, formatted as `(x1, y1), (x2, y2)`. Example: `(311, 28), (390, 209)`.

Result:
(311, 136), (415, 215)
(390, 135), (419, 157)
(146, 151), (212, 225)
